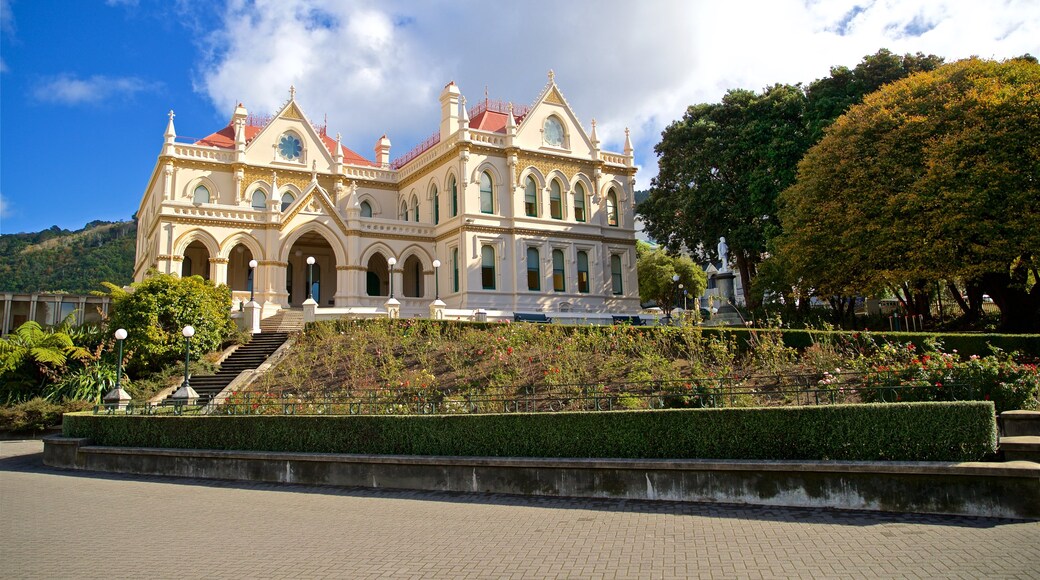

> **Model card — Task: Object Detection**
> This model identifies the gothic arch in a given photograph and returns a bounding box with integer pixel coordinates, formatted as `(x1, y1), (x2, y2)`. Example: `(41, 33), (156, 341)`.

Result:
(219, 232), (265, 261)
(278, 221), (346, 264)
(173, 228), (220, 256)
(518, 167), (546, 189)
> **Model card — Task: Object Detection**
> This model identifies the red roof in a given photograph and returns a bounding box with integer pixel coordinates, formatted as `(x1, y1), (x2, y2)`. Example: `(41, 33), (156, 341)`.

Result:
(194, 123), (376, 167)
(468, 110), (508, 133)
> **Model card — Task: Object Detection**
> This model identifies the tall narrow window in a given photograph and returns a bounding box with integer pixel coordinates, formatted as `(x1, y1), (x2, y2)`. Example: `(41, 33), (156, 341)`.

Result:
(400, 201), (408, 221)
(411, 195), (419, 222)
(449, 176), (458, 217)
(550, 181), (563, 220)
(527, 247), (540, 291)
(251, 189), (266, 210)
(524, 176), (538, 217)
(574, 183), (586, 222)
(281, 192), (295, 212)
(360, 201), (373, 217)
(606, 190), (618, 227)
(432, 185), (440, 224)
(577, 251), (590, 293)
(611, 255), (623, 295)
(452, 247), (460, 292)
(480, 172), (494, 214)
(481, 245), (496, 289)
(552, 249), (565, 292)
(193, 185), (210, 204)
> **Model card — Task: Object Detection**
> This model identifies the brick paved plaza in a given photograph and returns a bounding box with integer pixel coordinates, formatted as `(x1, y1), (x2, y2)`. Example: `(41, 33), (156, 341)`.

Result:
(2, 440), (1037, 579)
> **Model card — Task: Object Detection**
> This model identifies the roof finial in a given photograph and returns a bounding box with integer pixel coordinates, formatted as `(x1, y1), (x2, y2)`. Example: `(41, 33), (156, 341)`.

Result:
(548, 69), (555, 83)
(289, 85), (296, 100)
(590, 118), (599, 145)
(484, 85), (489, 106)
(164, 109), (177, 141)
(168, 110), (175, 122)
(624, 127), (633, 156)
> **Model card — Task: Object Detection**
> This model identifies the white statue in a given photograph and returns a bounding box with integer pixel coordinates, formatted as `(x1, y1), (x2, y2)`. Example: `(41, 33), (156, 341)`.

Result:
(717, 237), (730, 273)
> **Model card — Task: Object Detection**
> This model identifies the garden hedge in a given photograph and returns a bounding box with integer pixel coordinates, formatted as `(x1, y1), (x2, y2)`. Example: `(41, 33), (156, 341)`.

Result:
(64, 401), (996, 462)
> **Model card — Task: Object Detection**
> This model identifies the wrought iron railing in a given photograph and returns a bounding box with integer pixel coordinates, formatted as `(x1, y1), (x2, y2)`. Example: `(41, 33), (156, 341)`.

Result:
(93, 372), (986, 416)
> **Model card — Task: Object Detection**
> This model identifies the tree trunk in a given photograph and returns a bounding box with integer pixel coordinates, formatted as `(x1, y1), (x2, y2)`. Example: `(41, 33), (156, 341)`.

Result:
(947, 280), (971, 316)
(735, 252), (757, 311)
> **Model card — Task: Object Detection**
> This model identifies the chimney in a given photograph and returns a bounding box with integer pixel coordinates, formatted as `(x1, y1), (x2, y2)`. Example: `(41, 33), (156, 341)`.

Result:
(375, 134), (392, 167)
(439, 81), (461, 140)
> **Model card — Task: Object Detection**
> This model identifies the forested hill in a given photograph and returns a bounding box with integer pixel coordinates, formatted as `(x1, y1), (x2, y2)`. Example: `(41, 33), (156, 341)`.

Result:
(0, 220), (136, 293)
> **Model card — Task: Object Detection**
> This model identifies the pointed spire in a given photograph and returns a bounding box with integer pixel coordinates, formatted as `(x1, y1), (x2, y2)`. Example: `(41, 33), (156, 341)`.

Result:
(624, 127), (633, 156)
(164, 110), (176, 141)
(460, 96), (469, 125)
(334, 132), (343, 163)
(506, 102), (516, 133)
(311, 160), (318, 182)
(289, 85), (296, 100)
(590, 118), (599, 146)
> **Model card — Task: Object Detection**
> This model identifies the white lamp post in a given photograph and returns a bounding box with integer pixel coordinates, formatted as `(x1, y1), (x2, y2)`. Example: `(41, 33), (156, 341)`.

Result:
(102, 328), (133, 410)
(432, 259), (441, 300)
(306, 256), (315, 300)
(248, 259), (258, 303)
(172, 325), (199, 403)
(387, 256), (398, 298)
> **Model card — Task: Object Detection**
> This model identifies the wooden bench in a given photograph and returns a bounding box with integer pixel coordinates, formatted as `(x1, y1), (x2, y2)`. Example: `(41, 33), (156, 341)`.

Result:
(611, 315), (644, 326)
(513, 312), (551, 323)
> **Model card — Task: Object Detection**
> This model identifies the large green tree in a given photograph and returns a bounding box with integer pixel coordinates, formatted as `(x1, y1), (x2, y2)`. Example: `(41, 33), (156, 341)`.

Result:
(640, 50), (943, 312)
(776, 57), (1040, 332)
(636, 241), (707, 313)
(104, 273), (236, 375)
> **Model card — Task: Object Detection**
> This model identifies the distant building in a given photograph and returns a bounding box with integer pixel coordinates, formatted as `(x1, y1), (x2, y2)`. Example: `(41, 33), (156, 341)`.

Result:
(0, 293), (110, 336)
(133, 73), (640, 318)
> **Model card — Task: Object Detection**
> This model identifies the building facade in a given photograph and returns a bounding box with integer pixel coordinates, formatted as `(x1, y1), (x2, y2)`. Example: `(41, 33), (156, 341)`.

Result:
(133, 73), (640, 318)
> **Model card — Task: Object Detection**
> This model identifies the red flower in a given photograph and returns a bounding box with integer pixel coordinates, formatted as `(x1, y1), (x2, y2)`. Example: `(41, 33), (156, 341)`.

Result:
(935, 382), (942, 388)
(984, 394), (990, 401)
(507, 347), (513, 355)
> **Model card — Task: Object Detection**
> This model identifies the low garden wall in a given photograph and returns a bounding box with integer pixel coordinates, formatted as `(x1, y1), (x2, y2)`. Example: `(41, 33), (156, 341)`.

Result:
(63, 402), (997, 462)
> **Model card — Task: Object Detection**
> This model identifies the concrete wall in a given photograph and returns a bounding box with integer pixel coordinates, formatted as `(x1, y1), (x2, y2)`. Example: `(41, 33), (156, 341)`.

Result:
(43, 436), (1039, 519)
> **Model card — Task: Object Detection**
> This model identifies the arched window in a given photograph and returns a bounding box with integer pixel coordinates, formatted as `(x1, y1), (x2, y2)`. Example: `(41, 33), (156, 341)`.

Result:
(524, 176), (538, 217)
(452, 247), (460, 292)
(479, 172), (494, 214)
(181, 256), (193, 277)
(192, 185), (210, 204)
(481, 245), (495, 289)
(360, 201), (373, 218)
(552, 249), (565, 292)
(449, 176), (458, 217)
(550, 180), (563, 220)
(251, 189), (266, 210)
(281, 192), (295, 212)
(400, 201), (408, 221)
(432, 184), (440, 224)
(606, 189), (619, 227)
(574, 183), (586, 222)
(577, 251), (590, 293)
(411, 195), (419, 222)
(611, 255), (623, 295)
(526, 247), (540, 291)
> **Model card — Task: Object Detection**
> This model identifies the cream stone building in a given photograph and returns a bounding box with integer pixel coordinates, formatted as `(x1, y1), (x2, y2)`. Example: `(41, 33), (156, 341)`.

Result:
(133, 73), (640, 321)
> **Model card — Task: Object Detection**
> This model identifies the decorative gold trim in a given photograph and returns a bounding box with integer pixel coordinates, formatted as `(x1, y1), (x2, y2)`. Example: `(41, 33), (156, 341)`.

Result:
(282, 102), (305, 120)
(257, 260), (287, 267)
(397, 147), (461, 190)
(166, 215), (278, 230)
(335, 265), (354, 271)
(432, 224), (637, 246)
(544, 87), (565, 106)
(157, 254), (183, 261)
(514, 152), (593, 185)
(279, 187), (350, 236)
(342, 265), (367, 272)
(208, 257), (229, 264)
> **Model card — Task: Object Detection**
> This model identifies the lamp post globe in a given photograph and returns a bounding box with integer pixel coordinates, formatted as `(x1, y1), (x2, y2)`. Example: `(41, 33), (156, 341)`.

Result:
(114, 328), (128, 341)
(432, 259), (441, 300)
(387, 257), (398, 298)
(248, 259), (258, 302)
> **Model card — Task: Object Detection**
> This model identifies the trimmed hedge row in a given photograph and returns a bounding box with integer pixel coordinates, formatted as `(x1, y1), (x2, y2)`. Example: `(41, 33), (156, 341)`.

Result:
(64, 402), (997, 462)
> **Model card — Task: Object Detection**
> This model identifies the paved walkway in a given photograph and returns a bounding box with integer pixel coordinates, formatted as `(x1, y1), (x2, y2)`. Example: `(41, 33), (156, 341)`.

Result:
(1, 439), (1037, 579)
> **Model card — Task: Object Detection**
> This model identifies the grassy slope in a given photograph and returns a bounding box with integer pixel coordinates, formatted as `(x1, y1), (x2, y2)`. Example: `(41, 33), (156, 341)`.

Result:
(0, 220), (136, 293)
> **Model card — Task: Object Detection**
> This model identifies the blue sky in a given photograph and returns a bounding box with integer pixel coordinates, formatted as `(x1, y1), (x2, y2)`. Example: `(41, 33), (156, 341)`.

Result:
(2, 0), (1037, 235)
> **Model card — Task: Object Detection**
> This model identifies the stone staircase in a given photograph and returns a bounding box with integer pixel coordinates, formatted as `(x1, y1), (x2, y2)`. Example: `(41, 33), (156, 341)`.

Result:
(163, 332), (289, 406)
(999, 411), (1040, 462)
(260, 309), (304, 333)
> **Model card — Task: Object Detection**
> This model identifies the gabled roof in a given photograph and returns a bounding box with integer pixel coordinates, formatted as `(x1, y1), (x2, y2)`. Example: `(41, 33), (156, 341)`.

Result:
(194, 123), (377, 167)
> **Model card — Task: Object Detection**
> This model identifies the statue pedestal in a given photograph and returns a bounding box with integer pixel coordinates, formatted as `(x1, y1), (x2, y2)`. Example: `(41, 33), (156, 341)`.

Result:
(302, 298), (318, 323)
(245, 301), (262, 334)
(707, 272), (744, 326)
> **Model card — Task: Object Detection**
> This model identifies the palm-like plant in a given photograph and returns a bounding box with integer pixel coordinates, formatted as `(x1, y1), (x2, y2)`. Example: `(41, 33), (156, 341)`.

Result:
(0, 321), (91, 402)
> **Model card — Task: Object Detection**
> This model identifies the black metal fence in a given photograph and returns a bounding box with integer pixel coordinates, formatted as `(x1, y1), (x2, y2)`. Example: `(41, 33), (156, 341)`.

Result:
(94, 372), (986, 416)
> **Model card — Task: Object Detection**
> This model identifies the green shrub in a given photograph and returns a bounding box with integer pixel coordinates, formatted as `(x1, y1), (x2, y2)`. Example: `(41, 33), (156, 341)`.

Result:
(1, 398), (91, 433)
(64, 401), (996, 462)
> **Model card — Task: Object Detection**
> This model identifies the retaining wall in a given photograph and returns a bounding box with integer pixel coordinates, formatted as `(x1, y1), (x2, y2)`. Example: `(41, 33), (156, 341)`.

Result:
(43, 436), (1039, 519)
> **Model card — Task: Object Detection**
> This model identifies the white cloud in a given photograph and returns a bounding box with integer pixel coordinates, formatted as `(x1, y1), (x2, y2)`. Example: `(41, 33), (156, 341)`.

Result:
(32, 74), (161, 105)
(105, 0), (139, 6)
(0, 191), (11, 221)
(194, 0), (1040, 189)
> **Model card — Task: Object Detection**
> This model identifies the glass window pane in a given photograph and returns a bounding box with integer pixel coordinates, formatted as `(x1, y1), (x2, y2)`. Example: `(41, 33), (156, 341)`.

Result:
(452, 248), (459, 292)
(607, 191), (618, 227)
(360, 201), (372, 217)
(480, 172), (494, 214)
(526, 247), (540, 291)
(577, 251), (589, 294)
(550, 181), (562, 220)
(481, 246), (495, 289)
(193, 185), (210, 204)
(251, 189), (266, 209)
(611, 255), (623, 295)
(525, 177), (538, 217)
(433, 186), (439, 224)
(574, 183), (586, 222)
(281, 193), (295, 212)
(450, 177), (458, 217)
(552, 250), (565, 292)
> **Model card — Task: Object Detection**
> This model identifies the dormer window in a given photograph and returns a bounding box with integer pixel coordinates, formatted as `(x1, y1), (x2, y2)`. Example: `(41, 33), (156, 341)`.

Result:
(278, 133), (302, 161)
(543, 116), (564, 147)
